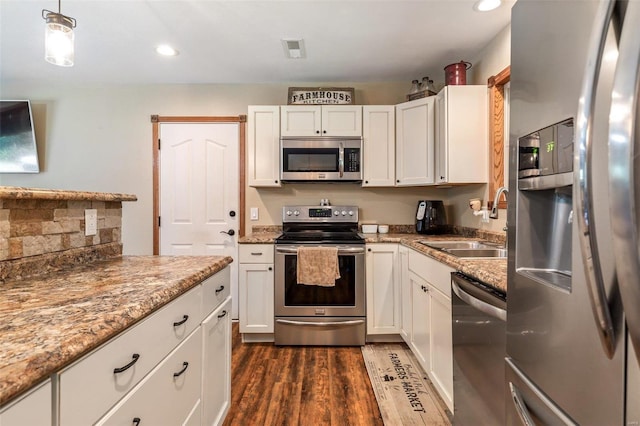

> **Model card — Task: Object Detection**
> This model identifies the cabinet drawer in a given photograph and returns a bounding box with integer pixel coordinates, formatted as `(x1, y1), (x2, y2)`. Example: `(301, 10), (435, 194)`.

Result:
(59, 285), (202, 425)
(239, 244), (274, 263)
(96, 327), (203, 426)
(202, 266), (230, 316)
(408, 249), (454, 297)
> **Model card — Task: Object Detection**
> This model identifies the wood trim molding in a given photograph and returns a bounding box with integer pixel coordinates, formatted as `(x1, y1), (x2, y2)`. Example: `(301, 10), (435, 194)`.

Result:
(488, 66), (510, 210)
(152, 115), (246, 255)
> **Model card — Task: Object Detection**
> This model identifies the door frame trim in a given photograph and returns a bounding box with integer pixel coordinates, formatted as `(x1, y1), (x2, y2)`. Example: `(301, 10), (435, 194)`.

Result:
(151, 115), (247, 255)
(487, 66), (510, 210)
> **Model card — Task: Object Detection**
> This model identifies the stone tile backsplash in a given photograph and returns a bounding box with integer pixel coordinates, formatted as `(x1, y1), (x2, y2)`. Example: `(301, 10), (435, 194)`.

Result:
(0, 199), (122, 261)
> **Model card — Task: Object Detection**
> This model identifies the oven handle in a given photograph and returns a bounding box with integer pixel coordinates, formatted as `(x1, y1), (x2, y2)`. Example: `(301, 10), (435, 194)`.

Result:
(276, 319), (365, 327)
(275, 247), (366, 255)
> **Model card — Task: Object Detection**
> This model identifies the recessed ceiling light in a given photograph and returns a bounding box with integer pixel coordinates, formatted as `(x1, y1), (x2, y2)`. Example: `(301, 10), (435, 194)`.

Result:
(156, 44), (179, 56)
(281, 39), (306, 59)
(474, 0), (502, 12)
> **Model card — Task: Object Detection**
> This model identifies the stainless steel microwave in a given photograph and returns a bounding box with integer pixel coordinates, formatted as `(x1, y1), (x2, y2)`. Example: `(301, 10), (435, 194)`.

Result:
(280, 136), (362, 182)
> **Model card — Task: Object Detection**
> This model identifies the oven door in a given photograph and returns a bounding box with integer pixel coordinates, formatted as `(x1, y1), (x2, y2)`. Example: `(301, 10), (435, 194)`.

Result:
(274, 244), (365, 317)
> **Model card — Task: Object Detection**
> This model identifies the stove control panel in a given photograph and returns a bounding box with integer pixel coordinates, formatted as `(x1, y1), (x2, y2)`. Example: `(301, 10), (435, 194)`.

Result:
(282, 205), (358, 223)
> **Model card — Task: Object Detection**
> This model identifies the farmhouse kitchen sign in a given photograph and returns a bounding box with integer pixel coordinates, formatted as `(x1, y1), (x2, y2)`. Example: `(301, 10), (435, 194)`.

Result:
(288, 87), (355, 105)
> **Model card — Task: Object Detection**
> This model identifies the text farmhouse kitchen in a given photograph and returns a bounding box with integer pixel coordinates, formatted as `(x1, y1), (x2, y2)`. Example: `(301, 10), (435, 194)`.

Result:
(287, 87), (354, 105)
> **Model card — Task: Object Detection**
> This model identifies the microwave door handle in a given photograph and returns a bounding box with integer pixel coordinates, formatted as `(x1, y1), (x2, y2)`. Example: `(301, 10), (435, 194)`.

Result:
(339, 142), (344, 178)
(574, 0), (617, 359)
(609, 0), (640, 360)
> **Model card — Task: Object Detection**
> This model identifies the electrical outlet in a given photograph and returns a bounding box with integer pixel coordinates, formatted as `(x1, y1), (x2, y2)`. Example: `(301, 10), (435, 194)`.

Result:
(85, 209), (97, 236)
(250, 207), (259, 221)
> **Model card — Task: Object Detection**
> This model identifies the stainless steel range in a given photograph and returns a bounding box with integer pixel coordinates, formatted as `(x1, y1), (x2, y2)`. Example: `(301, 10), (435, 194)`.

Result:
(274, 205), (365, 346)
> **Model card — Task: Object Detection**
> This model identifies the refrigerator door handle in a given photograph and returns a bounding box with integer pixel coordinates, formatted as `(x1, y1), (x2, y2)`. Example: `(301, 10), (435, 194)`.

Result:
(608, 0), (640, 360)
(575, 0), (617, 359)
(508, 382), (536, 426)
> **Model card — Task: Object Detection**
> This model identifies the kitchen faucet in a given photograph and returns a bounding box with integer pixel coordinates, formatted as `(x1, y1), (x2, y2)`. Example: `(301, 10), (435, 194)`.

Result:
(490, 186), (509, 219)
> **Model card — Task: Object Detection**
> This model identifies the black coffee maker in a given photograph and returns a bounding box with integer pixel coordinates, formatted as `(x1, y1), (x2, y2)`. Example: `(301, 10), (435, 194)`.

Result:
(415, 200), (447, 234)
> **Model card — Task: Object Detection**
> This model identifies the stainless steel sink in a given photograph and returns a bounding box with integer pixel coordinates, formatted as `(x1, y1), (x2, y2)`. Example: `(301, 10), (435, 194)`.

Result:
(418, 240), (507, 258)
(445, 248), (507, 258)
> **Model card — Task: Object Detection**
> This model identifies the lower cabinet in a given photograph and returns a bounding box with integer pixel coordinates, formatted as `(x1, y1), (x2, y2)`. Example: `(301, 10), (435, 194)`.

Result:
(0, 380), (51, 426)
(55, 266), (231, 426)
(238, 244), (274, 338)
(366, 244), (401, 335)
(202, 298), (232, 426)
(407, 248), (454, 413)
(96, 327), (203, 425)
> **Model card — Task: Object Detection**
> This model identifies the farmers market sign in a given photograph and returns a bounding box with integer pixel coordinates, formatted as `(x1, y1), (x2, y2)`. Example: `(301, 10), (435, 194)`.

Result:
(287, 87), (355, 105)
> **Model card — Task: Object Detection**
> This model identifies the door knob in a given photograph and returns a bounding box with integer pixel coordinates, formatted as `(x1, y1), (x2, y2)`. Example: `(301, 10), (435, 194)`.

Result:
(220, 230), (235, 236)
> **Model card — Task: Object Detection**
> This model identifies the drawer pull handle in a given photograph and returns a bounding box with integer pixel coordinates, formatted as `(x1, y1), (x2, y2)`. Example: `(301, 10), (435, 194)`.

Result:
(215, 285), (225, 294)
(251, 252), (263, 255)
(133, 417), (141, 426)
(218, 310), (228, 319)
(114, 353), (140, 374)
(173, 315), (189, 327)
(173, 361), (189, 378)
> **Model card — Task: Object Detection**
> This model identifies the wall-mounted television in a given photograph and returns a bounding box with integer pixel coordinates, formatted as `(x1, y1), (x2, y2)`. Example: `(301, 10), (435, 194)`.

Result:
(0, 100), (40, 173)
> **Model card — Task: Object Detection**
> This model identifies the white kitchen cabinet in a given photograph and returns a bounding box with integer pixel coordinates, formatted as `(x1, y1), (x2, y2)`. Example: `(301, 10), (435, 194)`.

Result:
(407, 248), (454, 412)
(399, 245), (412, 344)
(96, 327), (203, 426)
(0, 379), (51, 426)
(362, 105), (395, 187)
(280, 105), (362, 137)
(435, 85), (488, 184)
(395, 96), (436, 186)
(247, 105), (281, 187)
(365, 244), (400, 335)
(239, 245), (274, 339)
(410, 271), (431, 368)
(202, 297), (232, 426)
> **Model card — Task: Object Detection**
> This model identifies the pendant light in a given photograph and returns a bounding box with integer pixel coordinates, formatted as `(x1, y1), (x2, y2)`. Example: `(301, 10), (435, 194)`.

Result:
(42, 0), (76, 67)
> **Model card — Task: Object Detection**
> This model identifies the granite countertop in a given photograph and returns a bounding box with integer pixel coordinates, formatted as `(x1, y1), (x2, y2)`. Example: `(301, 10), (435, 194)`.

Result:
(0, 186), (138, 202)
(0, 255), (232, 406)
(240, 231), (506, 293)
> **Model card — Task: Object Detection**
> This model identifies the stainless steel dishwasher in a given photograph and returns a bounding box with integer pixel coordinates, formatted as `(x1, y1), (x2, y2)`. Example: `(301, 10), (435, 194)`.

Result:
(451, 272), (506, 425)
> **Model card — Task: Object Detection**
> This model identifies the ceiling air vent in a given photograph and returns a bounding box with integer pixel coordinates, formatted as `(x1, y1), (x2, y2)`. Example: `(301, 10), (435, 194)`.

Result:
(281, 38), (306, 59)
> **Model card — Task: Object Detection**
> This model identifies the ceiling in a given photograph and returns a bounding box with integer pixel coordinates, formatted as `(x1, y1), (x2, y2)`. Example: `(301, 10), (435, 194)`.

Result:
(0, 0), (514, 86)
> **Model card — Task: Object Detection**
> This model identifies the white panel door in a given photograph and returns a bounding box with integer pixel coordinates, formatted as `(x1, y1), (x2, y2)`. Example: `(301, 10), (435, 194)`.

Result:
(160, 123), (239, 318)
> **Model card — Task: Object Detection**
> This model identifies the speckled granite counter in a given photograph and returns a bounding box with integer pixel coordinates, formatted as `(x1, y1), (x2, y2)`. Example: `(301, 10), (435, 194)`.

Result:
(0, 255), (232, 406)
(240, 231), (507, 293)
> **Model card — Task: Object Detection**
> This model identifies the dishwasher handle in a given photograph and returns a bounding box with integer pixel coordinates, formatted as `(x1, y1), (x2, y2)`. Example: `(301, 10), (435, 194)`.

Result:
(451, 272), (506, 321)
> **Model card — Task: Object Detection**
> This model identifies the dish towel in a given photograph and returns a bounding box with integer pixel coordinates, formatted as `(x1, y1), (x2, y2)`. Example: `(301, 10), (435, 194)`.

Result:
(296, 247), (341, 287)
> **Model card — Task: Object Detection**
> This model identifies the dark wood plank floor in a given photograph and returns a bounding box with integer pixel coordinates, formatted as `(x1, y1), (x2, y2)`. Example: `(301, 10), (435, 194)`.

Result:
(223, 322), (384, 426)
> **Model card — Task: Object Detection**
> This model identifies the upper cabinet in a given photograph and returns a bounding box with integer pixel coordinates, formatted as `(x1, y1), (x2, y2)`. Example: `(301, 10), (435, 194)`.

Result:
(395, 97), (436, 186)
(281, 105), (362, 137)
(247, 105), (281, 187)
(435, 85), (488, 184)
(362, 105), (395, 187)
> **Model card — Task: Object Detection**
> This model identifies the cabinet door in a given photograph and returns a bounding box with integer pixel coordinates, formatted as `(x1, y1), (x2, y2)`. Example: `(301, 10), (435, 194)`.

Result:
(280, 106), (321, 136)
(0, 380), (51, 426)
(435, 85), (488, 184)
(362, 105), (395, 187)
(395, 97), (436, 186)
(321, 105), (362, 136)
(429, 287), (453, 412)
(247, 106), (281, 187)
(366, 244), (400, 334)
(239, 263), (274, 333)
(435, 90), (448, 184)
(202, 297), (232, 426)
(399, 246), (412, 344)
(410, 272), (431, 371)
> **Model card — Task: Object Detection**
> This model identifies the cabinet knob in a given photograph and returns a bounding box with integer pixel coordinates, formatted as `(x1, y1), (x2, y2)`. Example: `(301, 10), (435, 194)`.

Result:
(365, 180), (369, 184)
(323, 130), (327, 134)
(316, 130), (320, 134)
(396, 180), (400, 183)
(275, 180), (279, 184)
(229, 210), (236, 217)
(268, 266), (273, 271)
(367, 248), (372, 252)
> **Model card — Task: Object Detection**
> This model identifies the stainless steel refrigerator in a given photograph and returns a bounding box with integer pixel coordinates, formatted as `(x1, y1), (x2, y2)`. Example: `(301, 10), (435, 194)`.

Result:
(507, 0), (640, 424)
